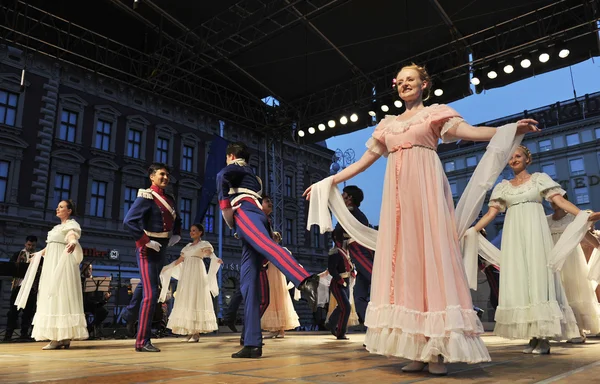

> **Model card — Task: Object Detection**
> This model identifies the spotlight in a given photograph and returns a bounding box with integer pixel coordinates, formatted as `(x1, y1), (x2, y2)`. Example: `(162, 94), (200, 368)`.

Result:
(381, 105), (389, 112)
(434, 89), (443, 97)
(487, 70), (497, 79)
(328, 120), (336, 128)
(394, 100), (403, 108)
(308, 127), (315, 134)
(559, 48), (570, 58)
(538, 52), (550, 63)
(503, 64), (514, 74)
(520, 58), (531, 68)
(298, 130), (305, 137)
(350, 113), (358, 122)
(318, 123), (326, 131)
(368, 110), (376, 117)
(340, 116), (348, 125)
(133, 0), (139, 9)
(470, 77), (480, 86)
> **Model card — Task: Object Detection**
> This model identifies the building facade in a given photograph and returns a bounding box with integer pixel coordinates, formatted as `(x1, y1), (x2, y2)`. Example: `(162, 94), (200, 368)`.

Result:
(438, 92), (600, 320)
(0, 46), (333, 329)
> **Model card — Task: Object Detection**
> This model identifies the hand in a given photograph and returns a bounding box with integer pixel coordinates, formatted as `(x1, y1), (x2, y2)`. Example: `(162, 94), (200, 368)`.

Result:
(302, 185), (313, 201)
(168, 235), (181, 247)
(146, 240), (162, 252)
(588, 212), (600, 222)
(515, 119), (540, 135)
(217, 258), (224, 265)
(66, 242), (76, 254)
(104, 292), (111, 300)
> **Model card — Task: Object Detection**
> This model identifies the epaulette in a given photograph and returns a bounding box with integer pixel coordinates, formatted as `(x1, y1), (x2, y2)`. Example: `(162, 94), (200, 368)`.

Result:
(328, 247), (339, 256)
(137, 188), (154, 200)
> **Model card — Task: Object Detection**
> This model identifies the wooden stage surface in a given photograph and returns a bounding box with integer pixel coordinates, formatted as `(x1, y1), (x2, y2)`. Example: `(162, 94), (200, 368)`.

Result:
(2, 332), (600, 383)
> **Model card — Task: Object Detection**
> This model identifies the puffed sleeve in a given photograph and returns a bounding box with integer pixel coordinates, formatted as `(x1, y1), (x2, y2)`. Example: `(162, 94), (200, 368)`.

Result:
(63, 219), (82, 242)
(179, 243), (191, 258)
(535, 172), (566, 201)
(488, 182), (506, 213)
(430, 104), (465, 143)
(365, 116), (394, 158)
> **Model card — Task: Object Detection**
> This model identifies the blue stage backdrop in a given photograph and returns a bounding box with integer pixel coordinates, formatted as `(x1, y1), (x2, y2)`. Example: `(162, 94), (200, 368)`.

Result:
(194, 135), (228, 223)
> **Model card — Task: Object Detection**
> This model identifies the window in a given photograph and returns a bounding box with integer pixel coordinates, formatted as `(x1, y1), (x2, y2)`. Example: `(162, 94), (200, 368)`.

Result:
(127, 129), (142, 158)
(182, 145), (194, 172)
(449, 182), (458, 197)
(541, 163), (557, 178)
(569, 158), (585, 176)
(444, 161), (455, 172)
(574, 187), (590, 205)
(466, 156), (477, 168)
(205, 204), (215, 234)
(0, 160), (8, 202)
(156, 137), (169, 163)
(312, 226), (320, 248)
(59, 110), (78, 142)
(180, 198), (192, 230)
(53, 173), (72, 208)
(285, 175), (293, 197)
(90, 181), (107, 217)
(95, 120), (112, 151)
(124, 186), (137, 215)
(285, 219), (294, 245)
(566, 133), (580, 146)
(596, 128), (600, 140)
(0, 90), (18, 126)
(538, 139), (552, 152)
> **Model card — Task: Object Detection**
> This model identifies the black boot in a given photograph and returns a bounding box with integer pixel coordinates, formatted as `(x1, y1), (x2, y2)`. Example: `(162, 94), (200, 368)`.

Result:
(126, 321), (137, 338)
(232, 346), (262, 358)
(3, 330), (13, 342)
(225, 319), (238, 333)
(135, 342), (161, 352)
(299, 274), (320, 312)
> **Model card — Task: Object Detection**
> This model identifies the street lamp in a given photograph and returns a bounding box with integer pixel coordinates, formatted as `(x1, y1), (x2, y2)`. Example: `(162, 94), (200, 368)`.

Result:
(330, 148), (356, 187)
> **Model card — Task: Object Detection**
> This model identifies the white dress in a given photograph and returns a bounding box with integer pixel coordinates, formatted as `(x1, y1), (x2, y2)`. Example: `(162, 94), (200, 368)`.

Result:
(489, 173), (579, 340)
(261, 262), (300, 332)
(547, 213), (600, 334)
(32, 220), (88, 341)
(167, 241), (219, 335)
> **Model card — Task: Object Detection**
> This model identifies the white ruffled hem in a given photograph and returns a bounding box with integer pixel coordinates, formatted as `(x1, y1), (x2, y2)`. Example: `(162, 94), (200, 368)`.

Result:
(494, 301), (579, 340)
(364, 304), (484, 337)
(167, 310), (218, 335)
(261, 310), (300, 332)
(569, 301), (600, 334)
(32, 313), (89, 341)
(365, 328), (490, 364)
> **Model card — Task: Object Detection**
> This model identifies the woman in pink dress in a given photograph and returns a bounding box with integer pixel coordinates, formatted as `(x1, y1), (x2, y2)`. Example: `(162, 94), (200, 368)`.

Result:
(304, 64), (540, 375)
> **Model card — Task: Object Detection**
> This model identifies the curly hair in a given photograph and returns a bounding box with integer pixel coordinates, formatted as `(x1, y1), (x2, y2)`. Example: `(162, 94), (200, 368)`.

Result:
(396, 63), (432, 101)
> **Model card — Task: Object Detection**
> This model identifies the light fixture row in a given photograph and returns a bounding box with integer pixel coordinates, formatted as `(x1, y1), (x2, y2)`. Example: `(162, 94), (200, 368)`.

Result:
(298, 113), (359, 137)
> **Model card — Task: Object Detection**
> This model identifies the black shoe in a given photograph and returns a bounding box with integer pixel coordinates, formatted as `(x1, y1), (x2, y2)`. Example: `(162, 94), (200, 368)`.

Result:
(232, 346), (262, 358)
(135, 342), (161, 352)
(239, 336), (244, 346)
(126, 321), (137, 338)
(299, 274), (320, 312)
(337, 335), (349, 340)
(226, 319), (238, 333)
(3, 331), (14, 342)
(17, 334), (33, 342)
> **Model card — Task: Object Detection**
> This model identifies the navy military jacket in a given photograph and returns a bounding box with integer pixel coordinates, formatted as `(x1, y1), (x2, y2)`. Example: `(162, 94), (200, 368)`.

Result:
(216, 163), (261, 210)
(333, 206), (369, 247)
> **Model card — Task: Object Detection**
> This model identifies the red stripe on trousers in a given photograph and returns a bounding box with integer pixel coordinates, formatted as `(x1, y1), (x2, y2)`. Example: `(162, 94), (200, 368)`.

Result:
(136, 246), (151, 348)
(331, 282), (348, 337)
(236, 210), (308, 283)
(349, 243), (373, 275)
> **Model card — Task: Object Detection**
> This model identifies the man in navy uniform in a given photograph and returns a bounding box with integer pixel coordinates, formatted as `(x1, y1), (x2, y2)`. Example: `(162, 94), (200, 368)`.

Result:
(332, 186), (373, 326)
(123, 163), (181, 352)
(326, 245), (354, 340)
(217, 142), (319, 358)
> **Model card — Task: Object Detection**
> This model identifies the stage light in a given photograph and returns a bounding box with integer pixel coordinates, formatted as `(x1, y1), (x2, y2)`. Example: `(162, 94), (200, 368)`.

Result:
(381, 105), (389, 112)
(133, 0), (139, 9)
(520, 58), (531, 68)
(487, 70), (498, 79)
(328, 120), (336, 128)
(350, 113), (358, 122)
(470, 77), (480, 86)
(434, 89), (443, 97)
(298, 130), (305, 137)
(559, 49), (570, 58)
(368, 110), (376, 117)
(340, 116), (348, 125)
(538, 52), (550, 63)
(394, 100), (402, 108)
(503, 64), (514, 74)
(308, 127), (315, 134)
(318, 123), (326, 131)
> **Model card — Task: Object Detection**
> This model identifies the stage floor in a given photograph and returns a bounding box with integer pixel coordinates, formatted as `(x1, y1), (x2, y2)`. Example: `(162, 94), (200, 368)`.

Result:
(2, 332), (600, 383)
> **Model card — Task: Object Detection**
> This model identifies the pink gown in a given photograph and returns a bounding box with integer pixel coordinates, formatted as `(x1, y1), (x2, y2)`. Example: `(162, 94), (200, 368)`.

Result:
(364, 104), (490, 363)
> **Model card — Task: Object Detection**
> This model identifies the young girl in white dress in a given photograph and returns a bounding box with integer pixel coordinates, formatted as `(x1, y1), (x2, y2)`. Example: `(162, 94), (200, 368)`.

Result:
(473, 146), (600, 354)
(167, 224), (222, 341)
(31, 200), (88, 349)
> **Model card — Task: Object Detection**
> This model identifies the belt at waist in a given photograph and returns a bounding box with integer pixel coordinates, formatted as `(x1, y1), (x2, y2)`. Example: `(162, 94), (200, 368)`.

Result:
(232, 195), (262, 209)
(507, 200), (539, 208)
(144, 230), (171, 238)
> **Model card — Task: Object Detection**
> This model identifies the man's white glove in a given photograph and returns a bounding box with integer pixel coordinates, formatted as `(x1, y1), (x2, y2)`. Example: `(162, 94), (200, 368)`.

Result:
(168, 235), (181, 247)
(146, 240), (162, 252)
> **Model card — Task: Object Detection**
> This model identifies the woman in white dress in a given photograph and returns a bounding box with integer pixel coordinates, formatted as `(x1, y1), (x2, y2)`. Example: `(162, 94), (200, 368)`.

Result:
(167, 224), (222, 342)
(32, 200), (88, 349)
(261, 232), (300, 338)
(547, 198), (600, 342)
(473, 146), (599, 354)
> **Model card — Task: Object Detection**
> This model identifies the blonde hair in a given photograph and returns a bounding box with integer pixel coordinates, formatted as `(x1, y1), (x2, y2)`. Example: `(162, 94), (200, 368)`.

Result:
(517, 145), (532, 163)
(397, 63), (432, 101)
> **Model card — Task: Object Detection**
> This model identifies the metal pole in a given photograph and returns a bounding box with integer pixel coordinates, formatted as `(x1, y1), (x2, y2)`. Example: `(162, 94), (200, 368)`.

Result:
(217, 121), (225, 320)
